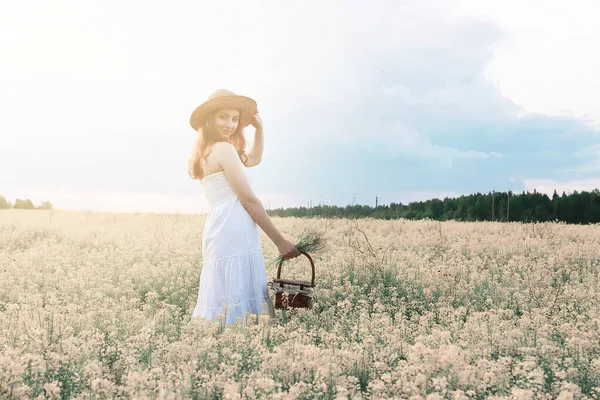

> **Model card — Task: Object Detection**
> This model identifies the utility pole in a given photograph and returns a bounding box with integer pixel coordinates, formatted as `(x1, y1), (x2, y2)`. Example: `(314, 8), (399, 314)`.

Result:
(375, 195), (378, 208)
(507, 189), (510, 222)
(491, 189), (495, 221)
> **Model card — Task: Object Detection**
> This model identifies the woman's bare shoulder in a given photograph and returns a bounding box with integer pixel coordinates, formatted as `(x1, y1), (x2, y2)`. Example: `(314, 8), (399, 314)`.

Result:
(203, 142), (237, 172)
(211, 142), (238, 159)
(212, 141), (236, 151)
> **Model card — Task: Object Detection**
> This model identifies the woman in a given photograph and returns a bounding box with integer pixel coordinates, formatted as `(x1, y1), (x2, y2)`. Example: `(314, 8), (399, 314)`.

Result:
(188, 89), (301, 327)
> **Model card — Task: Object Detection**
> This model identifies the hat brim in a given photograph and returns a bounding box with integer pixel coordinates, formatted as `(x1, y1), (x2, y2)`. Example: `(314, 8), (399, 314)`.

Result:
(189, 95), (257, 131)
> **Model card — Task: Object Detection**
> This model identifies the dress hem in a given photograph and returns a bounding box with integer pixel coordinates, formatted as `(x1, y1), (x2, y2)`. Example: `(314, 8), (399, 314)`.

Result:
(194, 295), (273, 312)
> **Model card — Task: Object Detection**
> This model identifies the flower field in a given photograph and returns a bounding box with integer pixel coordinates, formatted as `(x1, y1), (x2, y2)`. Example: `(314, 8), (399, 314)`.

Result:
(1, 209), (599, 399)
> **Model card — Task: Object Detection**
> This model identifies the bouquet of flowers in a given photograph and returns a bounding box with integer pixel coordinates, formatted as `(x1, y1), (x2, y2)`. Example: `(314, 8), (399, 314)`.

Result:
(270, 228), (326, 265)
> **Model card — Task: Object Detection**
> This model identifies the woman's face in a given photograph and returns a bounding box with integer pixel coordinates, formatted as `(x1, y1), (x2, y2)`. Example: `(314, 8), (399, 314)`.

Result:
(210, 108), (240, 140)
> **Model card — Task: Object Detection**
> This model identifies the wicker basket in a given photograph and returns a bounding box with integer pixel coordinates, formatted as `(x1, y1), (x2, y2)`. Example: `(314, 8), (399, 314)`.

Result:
(268, 251), (316, 309)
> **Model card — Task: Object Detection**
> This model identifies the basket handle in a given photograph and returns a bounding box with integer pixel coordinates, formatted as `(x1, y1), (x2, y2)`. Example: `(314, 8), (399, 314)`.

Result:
(276, 251), (315, 287)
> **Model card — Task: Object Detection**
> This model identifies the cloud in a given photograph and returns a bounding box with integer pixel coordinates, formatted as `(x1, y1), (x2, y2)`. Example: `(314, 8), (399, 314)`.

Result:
(227, 0), (600, 207)
(454, 0), (600, 127)
(523, 178), (600, 196)
(560, 144), (600, 175)
(249, 1), (600, 206)
(1, 0), (600, 212)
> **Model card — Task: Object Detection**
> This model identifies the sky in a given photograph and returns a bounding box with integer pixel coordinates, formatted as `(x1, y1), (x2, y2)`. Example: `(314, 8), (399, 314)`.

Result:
(1, 0), (599, 214)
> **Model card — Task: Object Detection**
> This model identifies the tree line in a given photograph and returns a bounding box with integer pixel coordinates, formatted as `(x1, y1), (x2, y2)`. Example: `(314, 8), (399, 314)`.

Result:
(4, 189), (600, 224)
(0, 195), (53, 210)
(267, 189), (600, 224)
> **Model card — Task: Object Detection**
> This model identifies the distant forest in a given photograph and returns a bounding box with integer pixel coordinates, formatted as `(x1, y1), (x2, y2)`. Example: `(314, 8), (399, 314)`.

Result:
(0, 195), (53, 210)
(267, 189), (600, 225)
(4, 190), (600, 225)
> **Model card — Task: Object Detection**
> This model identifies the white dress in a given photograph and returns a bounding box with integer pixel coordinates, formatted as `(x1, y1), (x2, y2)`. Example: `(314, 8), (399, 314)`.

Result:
(191, 170), (275, 326)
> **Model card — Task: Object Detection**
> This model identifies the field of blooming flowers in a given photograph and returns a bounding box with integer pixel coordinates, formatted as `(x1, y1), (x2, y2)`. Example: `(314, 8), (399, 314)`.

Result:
(1, 209), (599, 399)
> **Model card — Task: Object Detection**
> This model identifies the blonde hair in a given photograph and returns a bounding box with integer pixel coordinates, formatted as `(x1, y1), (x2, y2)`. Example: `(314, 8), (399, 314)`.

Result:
(188, 109), (249, 180)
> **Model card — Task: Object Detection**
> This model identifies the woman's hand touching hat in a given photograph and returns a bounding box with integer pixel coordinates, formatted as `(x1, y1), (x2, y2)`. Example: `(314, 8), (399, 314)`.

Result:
(250, 110), (263, 130)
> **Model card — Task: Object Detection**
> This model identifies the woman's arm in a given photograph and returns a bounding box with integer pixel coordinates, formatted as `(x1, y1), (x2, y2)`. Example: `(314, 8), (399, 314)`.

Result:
(214, 141), (283, 245)
(246, 114), (263, 166)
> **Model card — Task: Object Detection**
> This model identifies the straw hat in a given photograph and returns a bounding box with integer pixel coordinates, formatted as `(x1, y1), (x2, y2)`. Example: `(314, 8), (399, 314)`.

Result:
(189, 89), (257, 131)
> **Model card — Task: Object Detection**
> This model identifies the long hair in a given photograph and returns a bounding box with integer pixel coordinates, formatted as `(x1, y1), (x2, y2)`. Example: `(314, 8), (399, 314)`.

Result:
(188, 109), (249, 180)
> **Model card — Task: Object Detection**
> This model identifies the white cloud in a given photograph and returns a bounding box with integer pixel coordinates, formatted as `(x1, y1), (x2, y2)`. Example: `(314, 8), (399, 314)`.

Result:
(361, 120), (503, 168)
(455, 0), (600, 126)
(523, 178), (600, 196)
(1, 0), (599, 213)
